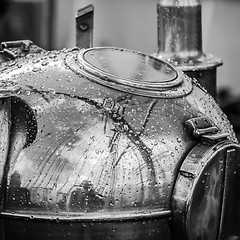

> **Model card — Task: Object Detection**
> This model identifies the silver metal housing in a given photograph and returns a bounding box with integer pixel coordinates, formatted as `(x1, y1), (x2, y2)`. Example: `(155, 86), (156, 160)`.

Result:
(0, 47), (238, 240)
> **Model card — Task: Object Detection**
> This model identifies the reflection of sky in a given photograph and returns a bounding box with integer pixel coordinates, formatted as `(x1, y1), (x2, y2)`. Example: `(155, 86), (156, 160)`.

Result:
(8, 93), (182, 210)
(12, 122), (177, 209)
(14, 151), (34, 175)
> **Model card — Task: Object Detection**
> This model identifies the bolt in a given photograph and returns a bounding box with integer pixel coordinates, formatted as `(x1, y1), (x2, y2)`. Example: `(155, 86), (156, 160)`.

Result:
(78, 22), (89, 32)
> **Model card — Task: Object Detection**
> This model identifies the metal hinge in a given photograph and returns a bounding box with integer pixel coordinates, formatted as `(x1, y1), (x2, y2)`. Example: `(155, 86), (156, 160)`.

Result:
(185, 116), (229, 144)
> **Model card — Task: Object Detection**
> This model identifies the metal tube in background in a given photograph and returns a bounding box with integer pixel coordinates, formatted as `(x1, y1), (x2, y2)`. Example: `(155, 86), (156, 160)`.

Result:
(154, 0), (222, 98)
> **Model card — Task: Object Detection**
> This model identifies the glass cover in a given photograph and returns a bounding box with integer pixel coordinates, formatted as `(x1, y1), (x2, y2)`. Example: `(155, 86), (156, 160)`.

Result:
(82, 48), (178, 85)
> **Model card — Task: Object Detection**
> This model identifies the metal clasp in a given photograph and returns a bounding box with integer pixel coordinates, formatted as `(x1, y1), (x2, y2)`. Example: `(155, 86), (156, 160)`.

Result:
(0, 40), (45, 62)
(0, 40), (33, 60)
(185, 116), (229, 144)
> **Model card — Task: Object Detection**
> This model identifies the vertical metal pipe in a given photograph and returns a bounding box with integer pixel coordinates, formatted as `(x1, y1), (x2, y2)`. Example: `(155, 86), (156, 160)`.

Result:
(155, 0), (222, 98)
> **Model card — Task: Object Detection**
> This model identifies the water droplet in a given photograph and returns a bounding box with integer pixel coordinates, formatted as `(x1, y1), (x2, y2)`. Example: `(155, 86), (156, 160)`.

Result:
(41, 61), (49, 66)
(48, 88), (56, 94)
(176, 138), (181, 143)
(32, 59), (40, 63)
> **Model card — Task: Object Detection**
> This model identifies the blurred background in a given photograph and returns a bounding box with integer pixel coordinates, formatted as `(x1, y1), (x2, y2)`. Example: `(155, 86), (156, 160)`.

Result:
(0, 0), (240, 135)
(0, 0), (239, 97)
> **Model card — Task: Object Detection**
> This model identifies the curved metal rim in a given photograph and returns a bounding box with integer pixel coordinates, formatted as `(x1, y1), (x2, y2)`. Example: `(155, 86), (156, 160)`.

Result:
(65, 49), (193, 98)
(171, 140), (240, 239)
(78, 47), (181, 89)
(0, 209), (172, 223)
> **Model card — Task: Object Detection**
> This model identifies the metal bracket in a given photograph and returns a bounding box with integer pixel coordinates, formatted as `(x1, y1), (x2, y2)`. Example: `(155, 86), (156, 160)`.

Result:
(0, 40), (45, 62)
(185, 116), (229, 144)
(76, 5), (94, 49)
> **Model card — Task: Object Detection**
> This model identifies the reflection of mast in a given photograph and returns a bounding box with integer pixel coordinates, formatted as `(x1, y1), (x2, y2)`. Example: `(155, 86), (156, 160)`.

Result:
(103, 96), (159, 204)
(21, 87), (161, 202)
(42, 90), (159, 197)
(93, 95), (161, 199)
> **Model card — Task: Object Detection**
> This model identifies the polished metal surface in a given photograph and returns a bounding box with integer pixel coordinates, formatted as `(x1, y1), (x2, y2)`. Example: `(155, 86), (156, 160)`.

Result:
(219, 149), (240, 239)
(0, 46), (238, 239)
(154, 0), (222, 98)
(67, 47), (192, 98)
(171, 140), (240, 239)
(171, 115), (240, 239)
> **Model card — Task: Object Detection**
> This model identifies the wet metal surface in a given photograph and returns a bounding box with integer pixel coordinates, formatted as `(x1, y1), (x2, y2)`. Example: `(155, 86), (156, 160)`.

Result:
(0, 46), (238, 239)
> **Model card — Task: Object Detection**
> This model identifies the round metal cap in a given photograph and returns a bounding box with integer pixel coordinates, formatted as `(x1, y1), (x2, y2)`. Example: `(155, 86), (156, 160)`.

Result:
(65, 47), (193, 98)
(81, 47), (178, 85)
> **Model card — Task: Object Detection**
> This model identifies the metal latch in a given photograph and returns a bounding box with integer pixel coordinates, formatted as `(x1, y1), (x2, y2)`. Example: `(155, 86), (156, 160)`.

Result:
(0, 40), (33, 60)
(0, 40), (45, 62)
(185, 116), (229, 144)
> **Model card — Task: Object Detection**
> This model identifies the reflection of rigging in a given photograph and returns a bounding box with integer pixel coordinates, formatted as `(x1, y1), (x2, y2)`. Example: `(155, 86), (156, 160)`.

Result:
(26, 88), (160, 199)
